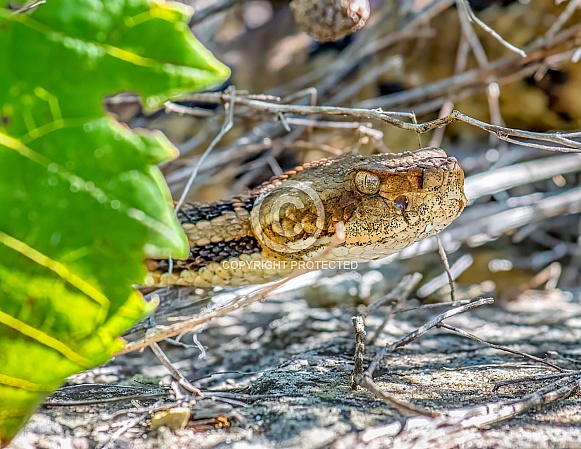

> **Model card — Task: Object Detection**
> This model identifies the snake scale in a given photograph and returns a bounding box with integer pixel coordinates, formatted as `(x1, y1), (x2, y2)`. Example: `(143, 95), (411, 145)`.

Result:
(146, 148), (466, 288)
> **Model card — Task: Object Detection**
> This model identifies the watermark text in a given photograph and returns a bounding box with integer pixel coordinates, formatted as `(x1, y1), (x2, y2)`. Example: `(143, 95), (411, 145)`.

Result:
(222, 260), (358, 271)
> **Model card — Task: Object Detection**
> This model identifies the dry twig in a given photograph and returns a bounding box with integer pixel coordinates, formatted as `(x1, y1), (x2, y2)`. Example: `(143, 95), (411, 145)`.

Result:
(172, 93), (581, 151)
(366, 273), (423, 345)
(437, 323), (566, 372)
(350, 298), (494, 414)
(150, 342), (203, 396)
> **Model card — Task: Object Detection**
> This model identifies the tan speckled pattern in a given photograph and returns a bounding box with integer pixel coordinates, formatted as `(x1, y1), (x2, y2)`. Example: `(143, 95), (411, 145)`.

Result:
(145, 251), (294, 288)
(146, 148), (466, 287)
(182, 207), (252, 247)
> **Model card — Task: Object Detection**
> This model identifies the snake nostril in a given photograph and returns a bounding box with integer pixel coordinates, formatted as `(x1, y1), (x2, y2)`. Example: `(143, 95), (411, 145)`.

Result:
(394, 195), (408, 210)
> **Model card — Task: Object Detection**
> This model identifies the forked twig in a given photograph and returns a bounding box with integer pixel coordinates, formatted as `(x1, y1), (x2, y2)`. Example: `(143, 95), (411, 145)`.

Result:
(350, 292), (578, 444)
(150, 342), (203, 396)
(351, 298), (494, 414)
(367, 298), (494, 375)
(460, 0), (526, 57)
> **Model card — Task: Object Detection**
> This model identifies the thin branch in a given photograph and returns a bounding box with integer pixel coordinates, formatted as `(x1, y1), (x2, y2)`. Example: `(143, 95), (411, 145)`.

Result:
(457, 0), (489, 67)
(438, 372), (581, 425)
(367, 273), (423, 345)
(456, 0), (507, 149)
(367, 298), (494, 375)
(546, 0), (581, 38)
(350, 316), (366, 390)
(172, 86), (236, 212)
(364, 373), (581, 447)
(462, 0), (526, 57)
(150, 342), (203, 396)
(417, 254), (473, 298)
(438, 324), (567, 372)
(177, 93), (581, 151)
(436, 234), (456, 302)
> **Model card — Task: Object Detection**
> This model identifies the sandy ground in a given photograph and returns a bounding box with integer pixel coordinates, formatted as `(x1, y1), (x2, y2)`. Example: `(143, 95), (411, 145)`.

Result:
(9, 277), (581, 449)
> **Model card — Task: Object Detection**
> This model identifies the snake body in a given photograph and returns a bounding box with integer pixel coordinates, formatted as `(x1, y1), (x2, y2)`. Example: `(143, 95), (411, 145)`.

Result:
(146, 147), (466, 287)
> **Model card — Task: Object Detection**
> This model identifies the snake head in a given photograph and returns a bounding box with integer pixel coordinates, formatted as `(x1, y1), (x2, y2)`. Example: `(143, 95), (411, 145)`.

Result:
(252, 147), (466, 261)
(338, 147), (466, 260)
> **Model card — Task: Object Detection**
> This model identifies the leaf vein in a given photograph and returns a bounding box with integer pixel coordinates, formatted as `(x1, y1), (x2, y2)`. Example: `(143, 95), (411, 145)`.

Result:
(0, 230), (110, 310)
(0, 373), (53, 393)
(0, 309), (90, 368)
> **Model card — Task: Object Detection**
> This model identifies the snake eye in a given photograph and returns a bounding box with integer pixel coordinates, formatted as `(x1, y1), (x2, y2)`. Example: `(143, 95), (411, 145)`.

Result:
(355, 171), (380, 195)
(394, 195), (408, 210)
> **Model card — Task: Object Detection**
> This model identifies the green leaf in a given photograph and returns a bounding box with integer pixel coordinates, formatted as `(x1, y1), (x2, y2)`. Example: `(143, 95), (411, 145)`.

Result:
(0, 0), (229, 444)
